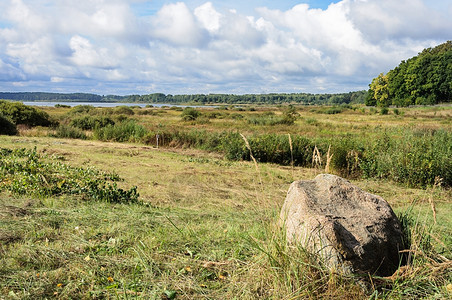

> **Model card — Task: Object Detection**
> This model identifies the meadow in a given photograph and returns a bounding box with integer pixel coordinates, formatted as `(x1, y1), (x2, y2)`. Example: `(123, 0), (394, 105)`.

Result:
(1, 103), (451, 299)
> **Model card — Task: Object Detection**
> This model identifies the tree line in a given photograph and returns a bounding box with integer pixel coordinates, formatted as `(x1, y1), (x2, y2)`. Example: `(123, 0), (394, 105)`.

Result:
(1, 91), (367, 105)
(125, 91), (367, 105)
(366, 41), (452, 107)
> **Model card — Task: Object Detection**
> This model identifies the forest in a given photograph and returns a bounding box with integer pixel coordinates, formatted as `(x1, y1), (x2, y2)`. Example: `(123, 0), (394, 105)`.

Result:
(0, 91), (367, 105)
(366, 41), (452, 107)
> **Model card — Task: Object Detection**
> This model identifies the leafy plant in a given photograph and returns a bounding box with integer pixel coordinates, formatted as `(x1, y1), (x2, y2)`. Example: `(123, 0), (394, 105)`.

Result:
(181, 107), (201, 121)
(0, 147), (139, 204)
(0, 100), (53, 127)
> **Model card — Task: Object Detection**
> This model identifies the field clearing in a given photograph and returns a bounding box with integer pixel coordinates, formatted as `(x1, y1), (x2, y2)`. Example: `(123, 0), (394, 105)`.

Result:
(1, 104), (451, 299)
(1, 132), (451, 299)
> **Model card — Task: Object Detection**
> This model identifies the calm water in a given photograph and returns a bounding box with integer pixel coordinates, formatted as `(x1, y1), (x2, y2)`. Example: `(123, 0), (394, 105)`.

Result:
(22, 101), (211, 108)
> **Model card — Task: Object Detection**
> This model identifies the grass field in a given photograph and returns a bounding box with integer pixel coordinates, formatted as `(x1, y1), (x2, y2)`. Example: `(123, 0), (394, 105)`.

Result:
(1, 104), (451, 299)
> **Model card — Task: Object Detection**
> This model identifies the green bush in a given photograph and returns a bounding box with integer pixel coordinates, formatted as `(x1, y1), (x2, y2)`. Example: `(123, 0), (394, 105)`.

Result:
(68, 105), (95, 115)
(94, 120), (147, 142)
(70, 115), (115, 130)
(181, 107), (201, 121)
(54, 104), (71, 108)
(328, 137), (363, 177)
(380, 107), (389, 115)
(0, 100), (53, 126)
(0, 114), (18, 135)
(114, 106), (135, 115)
(52, 125), (87, 140)
(0, 147), (139, 203)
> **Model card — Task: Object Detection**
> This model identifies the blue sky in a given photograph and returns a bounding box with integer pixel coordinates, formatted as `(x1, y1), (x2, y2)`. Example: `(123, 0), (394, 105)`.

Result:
(0, 0), (451, 95)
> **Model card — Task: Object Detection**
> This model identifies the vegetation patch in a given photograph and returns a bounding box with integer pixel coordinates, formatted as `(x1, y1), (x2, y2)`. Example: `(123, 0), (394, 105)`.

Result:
(0, 147), (139, 204)
(0, 100), (53, 127)
(0, 114), (17, 135)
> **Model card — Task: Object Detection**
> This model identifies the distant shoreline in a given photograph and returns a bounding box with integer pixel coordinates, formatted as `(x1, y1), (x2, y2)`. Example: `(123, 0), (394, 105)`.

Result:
(20, 101), (215, 108)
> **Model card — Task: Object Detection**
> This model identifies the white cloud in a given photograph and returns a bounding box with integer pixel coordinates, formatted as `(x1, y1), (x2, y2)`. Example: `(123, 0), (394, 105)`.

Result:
(0, 0), (450, 94)
(194, 2), (221, 33)
(349, 0), (452, 42)
(69, 35), (117, 68)
(150, 2), (207, 47)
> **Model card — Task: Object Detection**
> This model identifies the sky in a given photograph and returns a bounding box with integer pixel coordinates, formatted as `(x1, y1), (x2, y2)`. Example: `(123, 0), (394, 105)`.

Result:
(0, 0), (451, 95)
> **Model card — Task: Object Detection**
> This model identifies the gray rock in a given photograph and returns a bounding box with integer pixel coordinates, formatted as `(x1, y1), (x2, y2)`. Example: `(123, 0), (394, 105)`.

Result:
(280, 174), (405, 276)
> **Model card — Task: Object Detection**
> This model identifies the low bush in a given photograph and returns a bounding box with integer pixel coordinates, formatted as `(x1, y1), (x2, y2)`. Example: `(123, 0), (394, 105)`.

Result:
(52, 125), (87, 140)
(0, 114), (18, 135)
(70, 115), (115, 130)
(68, 105), (95, 115)
(0, 147), (139, 203)
(94, 120), (147, 142)
(54, 104), (71, 108)
(0, 100), (53, 127)
(380, 107), (389, 115)
(114, 106), (135, 115)
(181, 107), (201, 121)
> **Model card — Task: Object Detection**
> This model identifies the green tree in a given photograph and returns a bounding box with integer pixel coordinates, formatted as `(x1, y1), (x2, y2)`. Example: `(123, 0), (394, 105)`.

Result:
(369, 73), (390, 107)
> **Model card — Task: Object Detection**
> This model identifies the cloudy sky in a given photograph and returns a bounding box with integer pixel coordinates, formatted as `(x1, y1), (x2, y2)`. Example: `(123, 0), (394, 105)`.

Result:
(0, 0), (451, 95)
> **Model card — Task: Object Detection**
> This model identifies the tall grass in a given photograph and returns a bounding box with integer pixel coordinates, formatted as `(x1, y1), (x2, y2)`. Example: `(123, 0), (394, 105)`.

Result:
(360, 128), (451, 187)
(94, 120), (147, 142)
(138, 127), (452, 188)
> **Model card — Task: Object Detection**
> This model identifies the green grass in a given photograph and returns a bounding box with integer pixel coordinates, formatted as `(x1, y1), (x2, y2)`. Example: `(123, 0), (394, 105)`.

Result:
(0, 135), (451, 299)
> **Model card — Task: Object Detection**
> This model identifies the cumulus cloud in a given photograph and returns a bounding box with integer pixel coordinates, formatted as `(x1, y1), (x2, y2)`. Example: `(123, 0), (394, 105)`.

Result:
(0, 0), (450, 94)
(150, 2), (207, 47)
(194, 2), (221, 33)
(69, 35), (118, 69)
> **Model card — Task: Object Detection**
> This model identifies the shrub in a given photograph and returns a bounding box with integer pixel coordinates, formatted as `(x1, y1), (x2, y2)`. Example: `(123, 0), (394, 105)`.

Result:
(54, 104), (71, 108)
(68, 105), (95, 115)
(380, 107), (389, 115)
(181, 107), (201, 121)
(0, 147), (139, 203)
(0, 100), (53, 126)
(94, 120), (147, 142)
(70, 115), (115, 130)
(51, 125), (87, 140)
(328, 137), (363, 177)
(0, 114), (18, 135)
(114, 106), (135, 115)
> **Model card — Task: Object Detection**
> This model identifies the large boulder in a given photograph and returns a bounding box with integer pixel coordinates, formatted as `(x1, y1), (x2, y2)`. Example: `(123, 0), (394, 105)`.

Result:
(280, 174), (405, 276)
